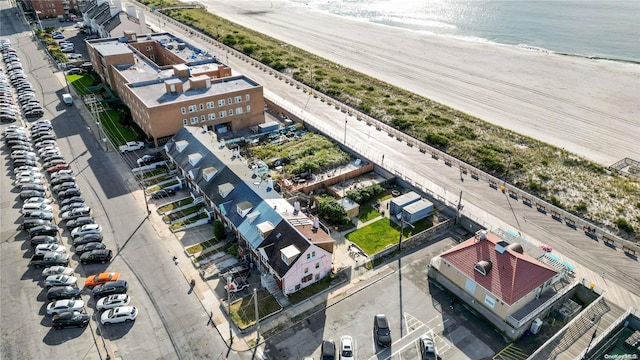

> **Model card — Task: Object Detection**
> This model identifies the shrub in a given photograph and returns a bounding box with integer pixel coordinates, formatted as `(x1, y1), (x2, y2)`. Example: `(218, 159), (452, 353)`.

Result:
(615, 218), (634, 234)
(317, 195), (349, 225)
(346, 184), (385, 204)
(574, 202), (588, 212)
(550, 195), (563, 207)
(214, 220), (225, 240)
(424, 132), (450, 149)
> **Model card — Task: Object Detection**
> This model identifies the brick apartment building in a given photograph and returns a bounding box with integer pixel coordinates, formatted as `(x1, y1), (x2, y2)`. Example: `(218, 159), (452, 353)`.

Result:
(85, 31), (265, 146)
(23, 0), (87, 18)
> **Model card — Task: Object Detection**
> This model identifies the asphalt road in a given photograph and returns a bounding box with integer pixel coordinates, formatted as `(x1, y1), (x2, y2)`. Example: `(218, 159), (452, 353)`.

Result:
(0, 5), (228, 359)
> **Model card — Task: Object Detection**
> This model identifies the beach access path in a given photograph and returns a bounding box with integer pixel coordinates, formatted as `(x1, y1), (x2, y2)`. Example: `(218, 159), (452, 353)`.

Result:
(200, 0), (640, 165)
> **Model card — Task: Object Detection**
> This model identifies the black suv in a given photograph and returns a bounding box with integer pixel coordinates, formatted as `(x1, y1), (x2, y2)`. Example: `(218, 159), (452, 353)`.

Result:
(21, 218), (51, 231)
(29, 225), (59, 238)
(30, 235), (60, 247)
(321, 339), (336, 360)
(52, 311), (90, 329)
(80, 249), (113, 264)
(374, 314), (391, 347)
(92, 280), (127, 298)
(66, 216), (94, 231)
(47, 286), (81, 301)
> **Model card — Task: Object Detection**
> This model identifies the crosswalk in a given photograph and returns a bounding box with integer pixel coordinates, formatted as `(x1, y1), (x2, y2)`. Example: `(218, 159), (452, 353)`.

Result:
(492, 343), (528, 360)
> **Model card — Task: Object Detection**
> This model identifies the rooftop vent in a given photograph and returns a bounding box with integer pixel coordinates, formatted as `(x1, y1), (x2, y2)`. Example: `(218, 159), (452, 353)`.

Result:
(474, 260), (492, 276)
(507, 243), (524, 254)
(475, 230), (488, 241)
(495, 241), (510, 254)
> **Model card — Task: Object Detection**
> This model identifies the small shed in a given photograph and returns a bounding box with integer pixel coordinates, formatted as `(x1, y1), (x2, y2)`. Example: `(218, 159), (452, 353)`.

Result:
(389, 191), (421, 216)
(402, 198), (434, 224)
(339, 197), (360, 219)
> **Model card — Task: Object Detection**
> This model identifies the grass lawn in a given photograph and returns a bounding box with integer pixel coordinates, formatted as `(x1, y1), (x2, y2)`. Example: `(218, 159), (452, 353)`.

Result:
(230, 289), (282, 330)
(140, 168), (168, 180)
(346, 217), (433, 255)
(170, 212), (209, 231)
(163, 204), (203, 222)
(185, 238), (217, 255)
(98, 110), (138, 146)
(67, 74), (95, 96)
(358, 204), (382, 222)
(287, 276), (332, 304)
(157, 197), (194, 214)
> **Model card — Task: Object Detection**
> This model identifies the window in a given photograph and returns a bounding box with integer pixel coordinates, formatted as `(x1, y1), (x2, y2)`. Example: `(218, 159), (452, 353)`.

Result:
(227, 98), (232, 105)
(312, 251), (316, 257)
(219, 111), (226, 118)
(246, 105), (251, 113)
(235, 96), (242, 103)
(228, 109), (233, 116)
(182, 119), (188, 125)
(200, 115), (205, 122)
(218, 99), (225, 107)
(206, 101), (214, 109)
(306, 254), (311, 260)
(181, 107), (186, 115)
(315, 262), (320, 269)
(188, 105), (197, 113)
(199, 103), (204, 110)
(304, 267), (309, 274)
(208, 113), (215, 120)
(245, 94), (250, 101)
(190, 117), (198, 124)
(236, 107), (243, 115)
(146, 46), (153, 51)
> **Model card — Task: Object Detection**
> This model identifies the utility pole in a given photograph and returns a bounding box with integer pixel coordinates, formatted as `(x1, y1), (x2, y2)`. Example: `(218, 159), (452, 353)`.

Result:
(227, 276), (233, 345)
(254, 288), (260, 343)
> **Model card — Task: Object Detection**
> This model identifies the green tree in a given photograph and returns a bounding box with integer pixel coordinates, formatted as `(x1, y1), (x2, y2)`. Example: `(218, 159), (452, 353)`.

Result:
(317, 195), (349, 225)
(214, 219), (226, 240)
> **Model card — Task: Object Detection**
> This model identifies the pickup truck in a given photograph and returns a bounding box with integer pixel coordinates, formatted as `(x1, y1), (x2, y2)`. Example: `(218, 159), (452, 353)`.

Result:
(223, 277), (249, 293)
(118, 141), (145, 153)
(30, 252), (70, 268)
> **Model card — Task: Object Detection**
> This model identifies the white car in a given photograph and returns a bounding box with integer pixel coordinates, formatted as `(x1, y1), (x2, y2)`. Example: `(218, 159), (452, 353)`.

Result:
(340, 336), (355, 360)
(46, 299), (85, 315)
(118, 141), (144, 153)
(15, 177), (43, 186)
(71, 224), (102, 238)
(35, 243), (67, 255)
(96, 294), (131, 311)
(100, 306), (138, 325)
(34, 140), (56, 149)
(67, 53), (83, 59)
(51, 169), (74, 178)
(24, 197), (51, 205)
(16, 171), (43, 179)
(37, 145), (59, 154)
(22, 203), (53, 214)
(44, 274), (77, 287)
(41, 266), (74, 277)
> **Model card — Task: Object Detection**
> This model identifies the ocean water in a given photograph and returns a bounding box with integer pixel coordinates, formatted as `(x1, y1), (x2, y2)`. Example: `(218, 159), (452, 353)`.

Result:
(292, 0), (640, 63)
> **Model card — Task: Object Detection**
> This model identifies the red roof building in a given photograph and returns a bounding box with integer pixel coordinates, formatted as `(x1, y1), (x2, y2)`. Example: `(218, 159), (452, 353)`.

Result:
(434, 230), (558, 322)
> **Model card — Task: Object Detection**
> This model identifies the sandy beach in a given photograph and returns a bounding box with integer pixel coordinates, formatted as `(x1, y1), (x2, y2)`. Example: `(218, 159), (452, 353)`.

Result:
(201, 0), (639, 165)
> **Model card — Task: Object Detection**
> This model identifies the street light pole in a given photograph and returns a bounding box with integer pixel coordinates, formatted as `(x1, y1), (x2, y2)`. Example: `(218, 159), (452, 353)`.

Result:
(226, 276), (233, 345)
(343, 116), (347, 145)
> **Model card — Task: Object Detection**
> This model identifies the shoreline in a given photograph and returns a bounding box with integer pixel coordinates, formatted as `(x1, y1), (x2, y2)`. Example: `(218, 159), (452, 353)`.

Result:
(202, 0), (640, 165)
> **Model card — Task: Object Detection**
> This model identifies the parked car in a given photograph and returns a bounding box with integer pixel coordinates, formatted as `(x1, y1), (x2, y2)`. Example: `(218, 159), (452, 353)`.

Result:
(373, 314), (391, 347)
(52, 311), (90, 329)
(92, 280), (128, 298)
(51, 175), (75, 185)
(74, 242), (106, 255)
(20, 189), (44, 200)
(73, 233), (103, 246)
(30, 235), (60, 247)
(22, 202), (52, 214)
(60, 197), (85, 208)
(29, 252), (70, 268)
(95, 294), (130, 311)
(84, 272), (120, 288)
(29, 225), (60, 238)
(41, 266), (74, 277)
(67, 53), (83, 60)
(321, 339), (336, 360)
(44, 274), (77, 287)
(65, 67), (81, 75)
(23, 211), (54, 221)
(20, 218), (51, 231)
(52, 34), (65, 40)
(150, 188), (175, 199)
(35, 243), (66, 256)
(118, 141), (144, 153)
(66, 216), (94, 230)
(58, 188), (82, 200)
(47, 299), (85, 315)
(71, 224), (101, 238)
(101, 306), (137, 325)
(419, 333), (437, 360)
(80, 249), (113, 264)
(47, 285), (81, 301)
(136, 153), (164, 166)
(61, 206), (90, 220)
(23, 197), (51, 205)
(339, 336), (355, 360)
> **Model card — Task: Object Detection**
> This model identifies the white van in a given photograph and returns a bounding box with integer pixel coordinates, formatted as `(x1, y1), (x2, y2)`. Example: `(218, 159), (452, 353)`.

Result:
(62, 93), (73, 105)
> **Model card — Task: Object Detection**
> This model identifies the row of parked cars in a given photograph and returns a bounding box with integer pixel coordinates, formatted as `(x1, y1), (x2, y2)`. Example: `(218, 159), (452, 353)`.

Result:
(3, 120), (127, 329)
(1, 39), (45, 122)
(316, 314), (438, 359)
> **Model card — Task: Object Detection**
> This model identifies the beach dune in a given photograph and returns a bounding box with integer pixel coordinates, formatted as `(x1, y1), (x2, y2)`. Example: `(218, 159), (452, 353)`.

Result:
(203, 0), (640, 165)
